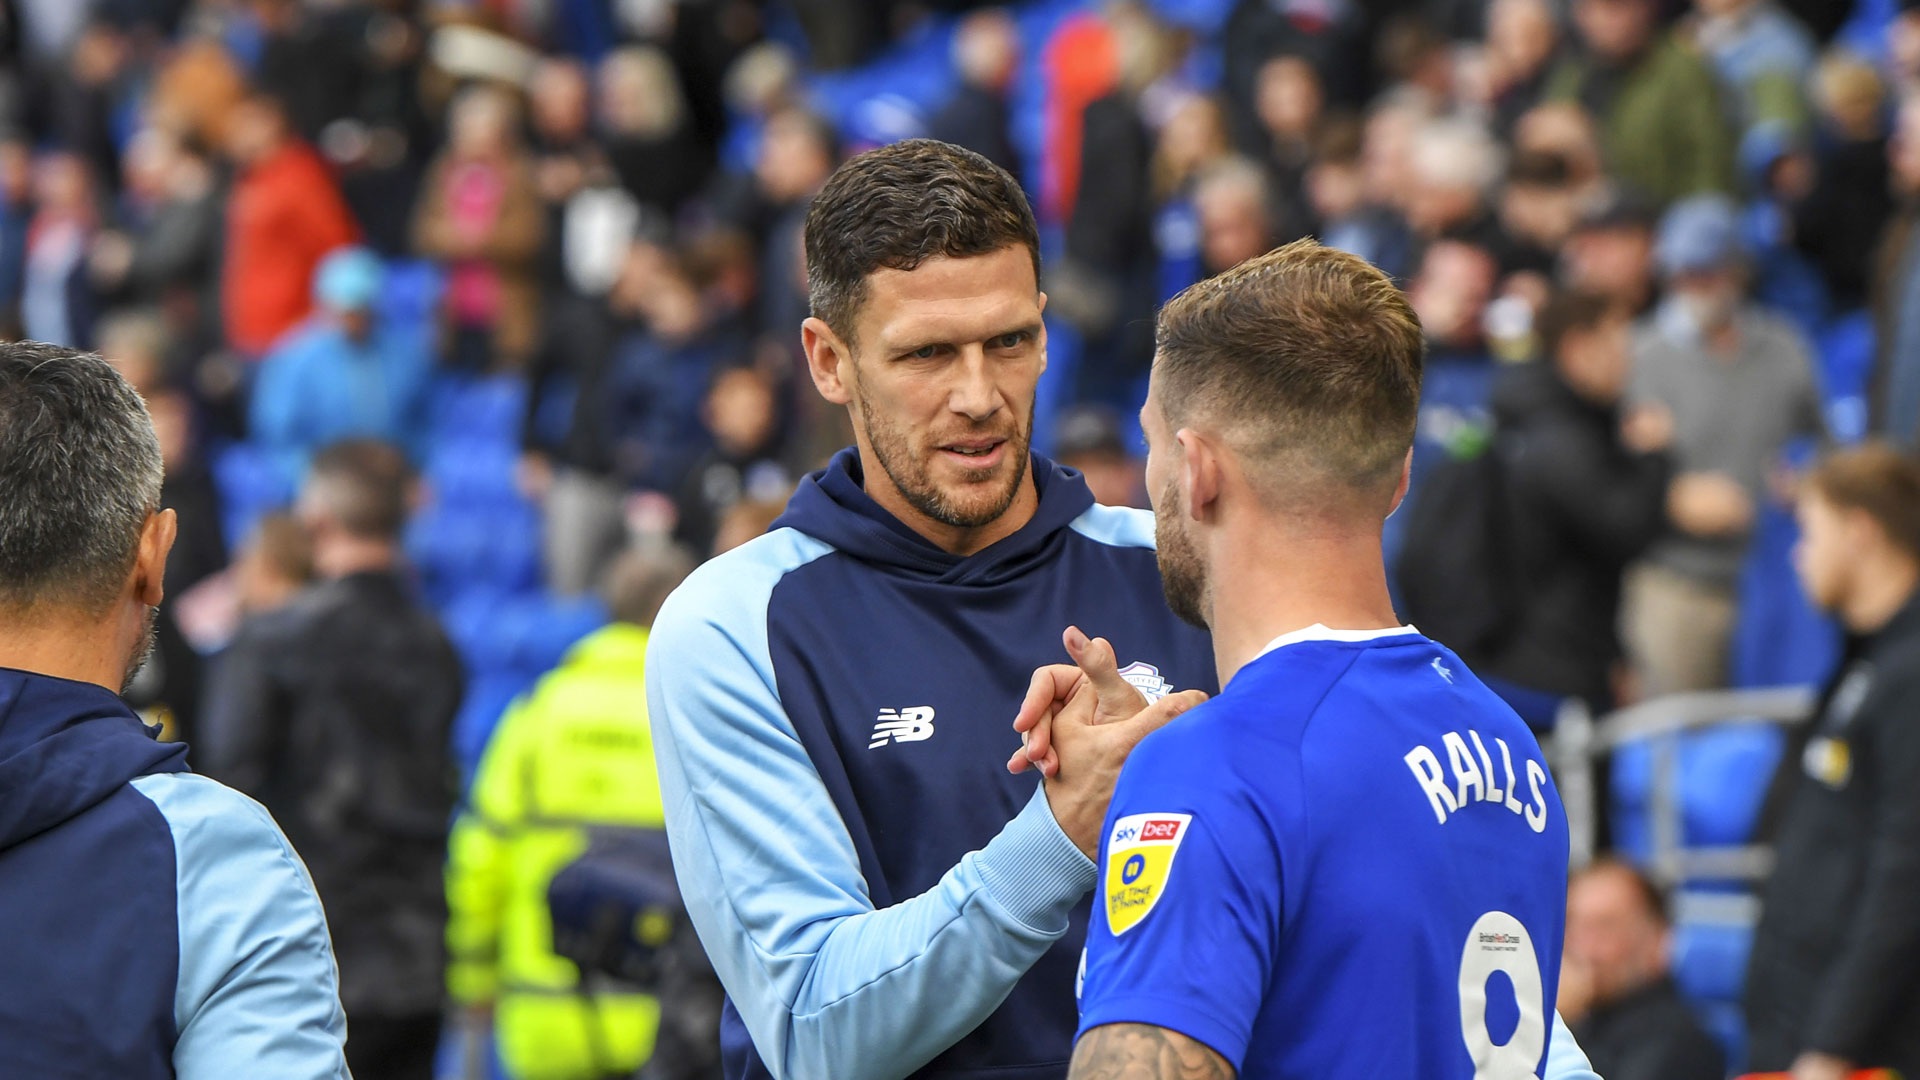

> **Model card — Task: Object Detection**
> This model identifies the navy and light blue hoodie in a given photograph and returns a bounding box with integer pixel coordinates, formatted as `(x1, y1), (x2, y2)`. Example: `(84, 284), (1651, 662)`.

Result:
(647, 450), (1218, 1080)
(0, 667), (349, 1077)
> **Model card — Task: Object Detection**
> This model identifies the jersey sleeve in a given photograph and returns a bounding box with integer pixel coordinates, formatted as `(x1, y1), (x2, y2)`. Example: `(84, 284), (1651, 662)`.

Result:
(1075, 722), (1284, 1069)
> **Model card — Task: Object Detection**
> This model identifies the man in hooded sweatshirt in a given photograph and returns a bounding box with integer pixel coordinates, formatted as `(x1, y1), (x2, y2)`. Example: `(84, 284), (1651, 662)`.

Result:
(0, 340), (349, 1077)
(645, 138), (1603, 1080)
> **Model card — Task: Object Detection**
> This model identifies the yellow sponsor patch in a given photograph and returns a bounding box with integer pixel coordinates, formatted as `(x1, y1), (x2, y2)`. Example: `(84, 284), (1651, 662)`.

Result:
(1104, 812), (1191, 935)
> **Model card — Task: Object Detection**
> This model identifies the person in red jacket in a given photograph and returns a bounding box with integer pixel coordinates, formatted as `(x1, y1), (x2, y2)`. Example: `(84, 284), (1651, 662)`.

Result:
(221, 92), (359, 356)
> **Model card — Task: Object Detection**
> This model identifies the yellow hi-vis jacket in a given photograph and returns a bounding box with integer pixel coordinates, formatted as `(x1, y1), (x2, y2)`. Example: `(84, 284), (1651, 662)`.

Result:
(446, 622), (665, 1080)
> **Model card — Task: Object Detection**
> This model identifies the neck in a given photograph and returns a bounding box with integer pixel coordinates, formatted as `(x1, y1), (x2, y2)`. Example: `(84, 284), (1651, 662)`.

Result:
(0, 604), (134, 693)
(313, 535), (399, 580)
(855, 444), (1040, 557)
(1843, 555), (1920, 635)
(1205, 513), (1402, 686)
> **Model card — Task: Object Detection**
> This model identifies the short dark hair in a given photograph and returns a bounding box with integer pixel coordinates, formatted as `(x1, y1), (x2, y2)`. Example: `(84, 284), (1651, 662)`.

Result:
(1807, 441), (1920, 561)
(0, 341), (164, 613)
(1575, 857), (1670, 926)
(1153, 238), (1424, 501)
(1535, 290), (1616, 361)
(803, 138), (1040, 344)
(306, 440), (414, 540)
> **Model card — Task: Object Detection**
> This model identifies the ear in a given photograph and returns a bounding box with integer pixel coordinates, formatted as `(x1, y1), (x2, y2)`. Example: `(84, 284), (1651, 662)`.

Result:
(1386, 447), (1414, 517)
(1175, 428), (1222, 523)
(1036, 292), (1049, 377)
(133, 508), (177, 608)
(801, 316), (854, 407)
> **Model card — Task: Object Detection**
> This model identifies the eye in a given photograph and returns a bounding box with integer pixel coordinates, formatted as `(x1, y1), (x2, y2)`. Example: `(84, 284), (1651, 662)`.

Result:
(992, 332), (1029, 349)
(911, 344), (939, 359)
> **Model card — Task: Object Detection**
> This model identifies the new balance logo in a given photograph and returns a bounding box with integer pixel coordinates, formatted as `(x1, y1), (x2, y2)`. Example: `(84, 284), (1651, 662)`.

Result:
(869, 707), (936, 749)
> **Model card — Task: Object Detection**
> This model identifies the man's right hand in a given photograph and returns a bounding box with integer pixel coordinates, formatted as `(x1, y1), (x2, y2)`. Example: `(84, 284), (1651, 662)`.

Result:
(1041, 675), (1208, 858)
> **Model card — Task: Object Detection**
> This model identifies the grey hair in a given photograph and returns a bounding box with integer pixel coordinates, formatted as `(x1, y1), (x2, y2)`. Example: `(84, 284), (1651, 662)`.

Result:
(0, 340), (164, 613)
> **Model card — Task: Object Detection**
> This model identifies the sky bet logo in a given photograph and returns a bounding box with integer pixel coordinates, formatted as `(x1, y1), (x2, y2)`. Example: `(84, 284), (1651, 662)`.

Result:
(1139, 819), (1182, 842)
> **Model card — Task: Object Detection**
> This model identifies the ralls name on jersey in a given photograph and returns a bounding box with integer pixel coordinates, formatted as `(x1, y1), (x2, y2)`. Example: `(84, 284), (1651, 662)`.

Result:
(1402, 728), (1549, 833)
(1104, 812), (1191, 934)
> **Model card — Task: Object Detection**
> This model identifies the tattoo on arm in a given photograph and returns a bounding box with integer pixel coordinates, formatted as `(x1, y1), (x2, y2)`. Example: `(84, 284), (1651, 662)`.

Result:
(1068, 1023), (1235, 1080)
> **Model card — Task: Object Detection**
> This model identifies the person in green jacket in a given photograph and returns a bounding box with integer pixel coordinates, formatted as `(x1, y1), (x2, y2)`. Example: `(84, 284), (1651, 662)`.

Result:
(1547, 0), (1735, 206)
(447, 545), (696, 1080)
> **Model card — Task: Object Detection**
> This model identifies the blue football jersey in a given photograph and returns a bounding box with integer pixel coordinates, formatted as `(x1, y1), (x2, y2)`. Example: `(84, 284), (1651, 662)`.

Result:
(1077, 625), (1570, 1078)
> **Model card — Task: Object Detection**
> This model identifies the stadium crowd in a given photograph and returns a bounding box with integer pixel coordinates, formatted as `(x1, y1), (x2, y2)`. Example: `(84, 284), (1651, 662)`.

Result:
(2, 0), (1920, 1076)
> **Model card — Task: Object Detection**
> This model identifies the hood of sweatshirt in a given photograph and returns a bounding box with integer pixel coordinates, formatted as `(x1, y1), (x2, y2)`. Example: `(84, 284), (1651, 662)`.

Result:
(0, 667), (187, 852)
(771, 446), (1100, 588)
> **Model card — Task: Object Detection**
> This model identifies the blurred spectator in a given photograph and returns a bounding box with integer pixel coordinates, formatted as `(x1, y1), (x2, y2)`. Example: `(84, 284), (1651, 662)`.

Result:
(1249, 55), (1323, 239)
(608, 247), (751, 497)
(1562, 192), (1659, 316)
(1409, 238), (1500, 363)
(929, 8), (1021, 175)
(169, 511), (314, 658)
(1875, 93), (1920, 447)
(1688, 0), (1815, 139)
(221, 91), (360, 357)
(234, 511), (315, 617)
(1221, 0), (1371, 134)
(1486, 0), (1563, 135)
(674, 366), (793, 556)
(1194, 157), (1276, 280)
(201, 440), (460, 1080)
(1303, 116), (1365, 241)
(526, 58), (602, 292)
(251, 247), (433, 486)
(747, 105), (836, 336)
(0, 138), (30, 336)
(1483, 291), (1672, 707)
(1514, 101), (1611, 200)
(1559, 859), (1725, 1080)
(1747, 443), (1920, 1080)
(1405, 117), (1507, 258)
(1795, 53), (1891, 313)
(22, 152), (99, 348)
(1321, 103), (1420, 279)
(1152, 95), (1238, 296)
(711, 497), (788, 557)
(1053, 404), (1144, 508)
(412, 84), (544, 370)
(91, 127), (222, 352)
(1373, 16), (1456, 117)
(520, 238), (652, 596)
(1622, 194), (1826, 696)
(1547, 0), (1734, 205)
(1502, 151), (1584, 278)
(599, 46), (711, 219)
(446, 544), (696, 1080)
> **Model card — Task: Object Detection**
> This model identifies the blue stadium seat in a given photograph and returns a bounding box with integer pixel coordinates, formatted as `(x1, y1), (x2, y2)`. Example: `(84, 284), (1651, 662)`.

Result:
(1671, 912), (1756, 1070)
(1731, 503), (1839, 690)
(1817, 310), (1875, 444)
(210, 441), (296, 551)
(451, 672), (537, 783)
(1610, 725), (1786, 867)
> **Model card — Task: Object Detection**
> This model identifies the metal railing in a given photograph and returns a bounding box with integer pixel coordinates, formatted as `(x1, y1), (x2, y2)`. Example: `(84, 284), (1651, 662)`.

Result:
(1550, 685), (1818, 886)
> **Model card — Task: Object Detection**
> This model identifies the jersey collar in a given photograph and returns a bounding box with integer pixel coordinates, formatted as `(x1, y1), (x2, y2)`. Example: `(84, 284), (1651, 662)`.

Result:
(1254, 623), (1422, 661)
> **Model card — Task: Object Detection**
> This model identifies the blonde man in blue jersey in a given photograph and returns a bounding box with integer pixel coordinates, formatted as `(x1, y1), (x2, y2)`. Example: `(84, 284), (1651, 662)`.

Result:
(1030, 239), (1583, 1079)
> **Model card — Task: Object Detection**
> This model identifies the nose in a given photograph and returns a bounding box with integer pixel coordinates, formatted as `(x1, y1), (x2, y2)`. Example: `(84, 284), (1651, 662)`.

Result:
(948, 343), (1001, 423)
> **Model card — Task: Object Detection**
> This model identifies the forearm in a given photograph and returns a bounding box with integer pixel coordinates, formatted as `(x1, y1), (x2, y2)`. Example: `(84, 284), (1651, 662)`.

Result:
(668, 778), (1092, 1080)
(1069, 1024), (1234, 1080)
